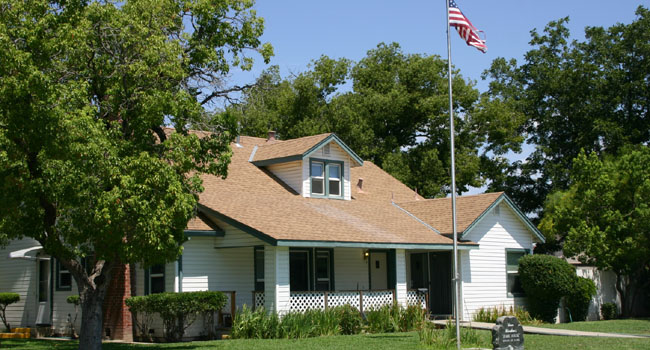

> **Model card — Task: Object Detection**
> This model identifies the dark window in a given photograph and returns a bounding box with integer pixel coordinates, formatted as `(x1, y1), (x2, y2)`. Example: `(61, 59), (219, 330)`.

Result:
(506, 250), (528, 297)
(328, 164), (341, 196)
(254, 247), (265, 291)
(290, 250), (310, 291)
(149, 264), (165, 294)
(315, 250), (331, 291)
(56, 260), (72, 291)
(39, 260), (48, 302)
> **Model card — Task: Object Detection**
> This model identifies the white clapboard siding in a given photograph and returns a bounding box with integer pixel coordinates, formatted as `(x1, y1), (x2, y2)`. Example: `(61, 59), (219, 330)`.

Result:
(333, 248), (369, 290)
(51, 278), (81, 335)
(266, 161), (303, 194)
(460, 202), (535, 320)
(302, 141), (352, 200)
(0, 239), (40, 328)
(211, 219), (265, 248)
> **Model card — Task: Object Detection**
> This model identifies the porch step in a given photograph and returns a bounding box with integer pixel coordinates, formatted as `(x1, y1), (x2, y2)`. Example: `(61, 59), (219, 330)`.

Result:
(0, 327), (32, 339)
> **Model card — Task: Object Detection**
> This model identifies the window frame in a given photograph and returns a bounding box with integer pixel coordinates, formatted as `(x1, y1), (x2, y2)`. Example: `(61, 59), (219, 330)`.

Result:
(254, 246), (265, 292)
(314, 249), (334, 291)
(309, 158), (344, 199)
(506, 248), (530, 298)
(145, 264), (166, 295)
(55, 259), (72, 291)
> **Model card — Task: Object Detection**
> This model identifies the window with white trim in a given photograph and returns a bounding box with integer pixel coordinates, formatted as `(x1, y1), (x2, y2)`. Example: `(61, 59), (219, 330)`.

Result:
(315, 250), (331, 291)
(310, 159), (343, 198)
(506, 250), (528, 297)
(148, 264), (165, 294)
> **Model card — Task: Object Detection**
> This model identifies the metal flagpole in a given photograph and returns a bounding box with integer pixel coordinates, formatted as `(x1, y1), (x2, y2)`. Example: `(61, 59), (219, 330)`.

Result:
(445, 0), (461, 349)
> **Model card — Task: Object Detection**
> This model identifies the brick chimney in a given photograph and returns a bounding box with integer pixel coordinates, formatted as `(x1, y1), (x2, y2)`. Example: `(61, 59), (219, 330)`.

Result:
(102, 263), (133, 342)
(267, 130), (276, 142)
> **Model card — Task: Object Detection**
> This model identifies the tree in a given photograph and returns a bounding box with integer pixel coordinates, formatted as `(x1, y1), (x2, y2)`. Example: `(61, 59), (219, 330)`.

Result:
(539, 146), (650, 317)
(482, 6), (650, 216)
(231, 43), (522, 197)
(0, 1), (272, 349)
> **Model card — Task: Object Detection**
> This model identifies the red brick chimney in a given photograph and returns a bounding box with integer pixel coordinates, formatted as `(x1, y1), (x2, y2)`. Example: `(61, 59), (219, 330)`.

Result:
(102, 263), (133, 342)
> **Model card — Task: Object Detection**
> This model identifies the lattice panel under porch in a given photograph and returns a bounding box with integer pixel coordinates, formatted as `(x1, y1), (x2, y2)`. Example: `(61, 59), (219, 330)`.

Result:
(290, 292), (325, 312)
(406, 290), (427, 309)
(363, 291), (394, 310)
(254, 292), (265, 310)
(327, 291), (361, 309)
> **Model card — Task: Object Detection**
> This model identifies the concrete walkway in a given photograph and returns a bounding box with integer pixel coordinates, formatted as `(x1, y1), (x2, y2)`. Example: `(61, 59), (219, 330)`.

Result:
(431, 320), (648, 339)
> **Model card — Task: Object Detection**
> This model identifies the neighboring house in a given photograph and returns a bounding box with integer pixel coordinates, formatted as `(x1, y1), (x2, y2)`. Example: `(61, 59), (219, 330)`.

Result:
(0, 131), (544, 340)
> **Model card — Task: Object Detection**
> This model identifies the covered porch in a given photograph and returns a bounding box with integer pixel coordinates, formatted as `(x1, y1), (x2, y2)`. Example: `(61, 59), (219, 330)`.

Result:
(252, 245), (466, 315)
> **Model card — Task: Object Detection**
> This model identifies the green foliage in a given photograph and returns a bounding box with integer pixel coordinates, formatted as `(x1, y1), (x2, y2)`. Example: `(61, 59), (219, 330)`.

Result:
(473, 305), (542, 326)
(601, 303), (618, 320)
(419, 320), (490, 349)
(334, 304), (364, 335)
(230, 42), (520, 198)
(232, 304), (424, 339)
(566, 277), (597, 322)
(66, 295), (80, 306)
(0, 0), (270, 347)
(518, 255), (578, 323)
(482, 6), (650, 216)
(0, 292), (20, 332)
(540, 146), (650, 316)
(125, 291), (226, 342)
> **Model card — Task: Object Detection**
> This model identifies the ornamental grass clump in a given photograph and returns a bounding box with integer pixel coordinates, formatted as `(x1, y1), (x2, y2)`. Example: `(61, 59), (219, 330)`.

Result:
(419, 320), (490, 349)
(473, 305), (542, 326)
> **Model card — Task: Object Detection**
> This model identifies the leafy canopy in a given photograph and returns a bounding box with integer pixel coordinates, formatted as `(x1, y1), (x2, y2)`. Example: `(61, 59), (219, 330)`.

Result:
(482, 6), (650, 215)
(231, 43), (522, 197)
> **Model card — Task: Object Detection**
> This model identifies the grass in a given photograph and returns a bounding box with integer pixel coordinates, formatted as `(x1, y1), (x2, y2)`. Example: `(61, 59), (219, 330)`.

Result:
(535, 318), (650, 335)
(2, 319), (650, 350)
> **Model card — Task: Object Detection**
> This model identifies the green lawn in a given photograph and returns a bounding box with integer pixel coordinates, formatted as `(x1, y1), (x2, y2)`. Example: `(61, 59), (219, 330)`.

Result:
(536, 318), (650, 335)
(2, 323), (650, 350)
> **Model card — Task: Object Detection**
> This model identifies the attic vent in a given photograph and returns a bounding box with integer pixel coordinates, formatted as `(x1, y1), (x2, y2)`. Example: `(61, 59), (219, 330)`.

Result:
(322, 143), (330, 155)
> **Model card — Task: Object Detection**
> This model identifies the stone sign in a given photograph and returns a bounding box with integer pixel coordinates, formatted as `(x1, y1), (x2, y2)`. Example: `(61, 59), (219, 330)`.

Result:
(492, 316), (524, 350)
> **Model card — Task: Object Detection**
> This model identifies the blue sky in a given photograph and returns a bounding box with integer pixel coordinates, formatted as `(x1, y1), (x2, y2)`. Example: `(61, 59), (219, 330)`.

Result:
(232, 0), (643, 93)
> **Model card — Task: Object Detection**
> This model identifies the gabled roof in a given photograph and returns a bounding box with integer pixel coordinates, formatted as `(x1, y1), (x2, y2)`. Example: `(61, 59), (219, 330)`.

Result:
(397, 192), (545, 242)
(250, 133), (364, 167)
(191, 134), (473, 249)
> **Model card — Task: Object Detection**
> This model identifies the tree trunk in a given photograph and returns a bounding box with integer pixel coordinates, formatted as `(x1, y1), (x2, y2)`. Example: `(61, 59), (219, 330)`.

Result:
(77, 263), (113, 350)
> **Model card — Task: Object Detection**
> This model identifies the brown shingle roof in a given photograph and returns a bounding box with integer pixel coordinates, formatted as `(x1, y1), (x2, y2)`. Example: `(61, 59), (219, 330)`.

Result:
(251, 133), (332, 163)
(192, 133), (461, 246)
(397, 192), (504, 235)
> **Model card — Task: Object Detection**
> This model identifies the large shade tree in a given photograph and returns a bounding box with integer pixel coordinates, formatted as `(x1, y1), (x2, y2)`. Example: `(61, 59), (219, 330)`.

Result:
(231, 43), (523, 197)
(481, 6), (650, 216)
(0, 0), (272, 349)
(539, 147), (650, 317)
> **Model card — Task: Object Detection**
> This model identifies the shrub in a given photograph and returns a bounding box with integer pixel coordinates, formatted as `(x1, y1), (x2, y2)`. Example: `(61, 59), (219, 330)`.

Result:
(473, 305), (542, 326)
(518, 254), (577, 323)
(566, 277), (596, 322)
(365, 304), (400, 333)
(419, 320), (490, 349)
(0, 293), (20, 332)
(232, 306), (282, 339)
(601, 302), (617, 320)
(125, 291), (226, 342)
(66, 295), (81, 338)
(125, 296), (155, 342)
(333, 305), (363, 335)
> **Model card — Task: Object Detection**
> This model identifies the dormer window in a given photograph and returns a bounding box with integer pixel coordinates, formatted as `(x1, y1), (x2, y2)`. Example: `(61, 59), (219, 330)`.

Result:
(310, 159), (343, 198)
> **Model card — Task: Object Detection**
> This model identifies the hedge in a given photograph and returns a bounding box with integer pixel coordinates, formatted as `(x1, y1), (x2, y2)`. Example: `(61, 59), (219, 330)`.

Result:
(0, 293), (20, 332)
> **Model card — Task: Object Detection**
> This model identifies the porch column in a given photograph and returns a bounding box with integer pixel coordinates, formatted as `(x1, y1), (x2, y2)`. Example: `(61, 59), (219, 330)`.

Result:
(264, 246), (290, 315)
(395, 249), (408, 307)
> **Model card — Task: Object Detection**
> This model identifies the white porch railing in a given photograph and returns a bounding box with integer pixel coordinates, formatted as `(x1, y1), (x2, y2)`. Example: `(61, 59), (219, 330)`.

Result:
(252, 289), (428, 313)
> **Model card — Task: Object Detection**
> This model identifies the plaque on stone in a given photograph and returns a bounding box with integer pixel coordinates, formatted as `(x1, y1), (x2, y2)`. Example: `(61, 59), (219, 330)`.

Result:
(492, 316), (524, 350)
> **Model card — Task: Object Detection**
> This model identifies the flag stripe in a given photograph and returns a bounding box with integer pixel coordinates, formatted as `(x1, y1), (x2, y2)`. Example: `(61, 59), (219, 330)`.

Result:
(448, 0), (487, 53)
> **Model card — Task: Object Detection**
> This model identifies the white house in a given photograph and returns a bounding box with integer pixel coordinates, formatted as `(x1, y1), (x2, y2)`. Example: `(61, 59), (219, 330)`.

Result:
(0, 131), (545, 340)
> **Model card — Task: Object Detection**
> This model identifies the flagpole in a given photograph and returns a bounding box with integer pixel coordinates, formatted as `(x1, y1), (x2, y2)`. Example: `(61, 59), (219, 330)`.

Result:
(445, 1), (461, 349)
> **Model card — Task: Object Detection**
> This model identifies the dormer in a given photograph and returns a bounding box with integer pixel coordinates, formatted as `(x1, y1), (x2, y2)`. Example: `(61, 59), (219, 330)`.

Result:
(249, 133), (363, 200)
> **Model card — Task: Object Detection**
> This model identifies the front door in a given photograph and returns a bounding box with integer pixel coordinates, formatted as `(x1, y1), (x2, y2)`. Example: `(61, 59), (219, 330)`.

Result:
(36, 259), (51, 325)
(370, 252), (388, 290)
(429, 251), (452, 315)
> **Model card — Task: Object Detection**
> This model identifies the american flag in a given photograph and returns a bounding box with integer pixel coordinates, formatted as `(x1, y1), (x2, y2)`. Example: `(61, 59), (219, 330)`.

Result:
(448, 0), (487, 53)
